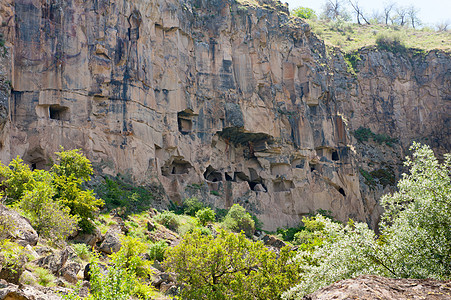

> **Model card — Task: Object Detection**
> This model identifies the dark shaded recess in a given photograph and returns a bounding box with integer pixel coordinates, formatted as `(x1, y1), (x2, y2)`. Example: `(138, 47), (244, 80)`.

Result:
(178, 110), (194, 134)
(310, 162), (318, 172)
(234, 172), (249, 182)
(332, 150), (339, 161)
(217, 127), (273, 146)
(226, 171), (267, 192)
(204, 165), (222, 182)
(161, 159), (192, 176)
(49, 105), (70, 121)
(294, 159), (305, 169)
(338, 188), (346, 197)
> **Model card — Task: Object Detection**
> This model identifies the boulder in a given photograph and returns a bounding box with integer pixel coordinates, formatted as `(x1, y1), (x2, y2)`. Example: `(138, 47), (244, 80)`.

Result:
(0, 279), (62, 300)
(70, 227), (102, 248)
(262, 234), (286, 249)
(35, 247), (75, 275)
(304, 275), (451, 300)
(0, 204), (38, 247)
(60, 262), (82, 284)
(98, 226), (122, 254)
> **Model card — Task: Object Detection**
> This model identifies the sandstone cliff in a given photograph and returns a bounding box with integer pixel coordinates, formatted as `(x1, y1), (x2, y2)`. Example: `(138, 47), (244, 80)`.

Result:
(0, 0), (449, 230)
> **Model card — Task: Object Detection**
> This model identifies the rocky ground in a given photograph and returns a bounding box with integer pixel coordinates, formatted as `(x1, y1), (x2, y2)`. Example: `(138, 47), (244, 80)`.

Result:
(304, 275), (451, 300)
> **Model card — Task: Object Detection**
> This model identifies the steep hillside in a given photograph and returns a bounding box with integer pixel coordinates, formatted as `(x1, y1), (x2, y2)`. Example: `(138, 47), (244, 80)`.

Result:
(0, 0), (449, 230)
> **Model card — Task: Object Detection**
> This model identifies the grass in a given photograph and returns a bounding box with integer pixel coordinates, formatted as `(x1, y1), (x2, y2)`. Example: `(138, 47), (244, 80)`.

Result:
(305, 20), (451, 53)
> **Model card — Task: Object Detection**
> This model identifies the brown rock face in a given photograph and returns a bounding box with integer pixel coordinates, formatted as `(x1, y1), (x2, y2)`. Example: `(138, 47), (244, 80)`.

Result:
(0, 0), (449, 230)
(304, 275), (451, 300)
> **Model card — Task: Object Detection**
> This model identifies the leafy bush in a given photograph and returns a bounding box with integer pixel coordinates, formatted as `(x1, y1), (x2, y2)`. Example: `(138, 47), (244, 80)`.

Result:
(182, 197), (203, 216)
(0, 239), (27, 283)
(0, 214), (16, 240)
(376, 33), (407, 53)
(94, 175), (154, 213)
(164, 228), (301, 300)
(72, 243), (91, 261)
(196, 207), (216, 226)
(35, 267), (56, 287)
(148, 241), (168, 262)
(292, 7), (317, 19)
(15, 179), (78, 242)
(221, 204), (255, 238)
(154, 211), (179, 231)
(64, 236), (155, 300)
(0, 149), (104, 235)
(353, 127), (397, 146)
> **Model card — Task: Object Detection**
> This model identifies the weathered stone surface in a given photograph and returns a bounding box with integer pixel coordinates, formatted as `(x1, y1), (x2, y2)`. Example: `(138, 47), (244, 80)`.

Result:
(35, 247), (75, 275)
(70, 227), (102, 248)
(0, 279), (62, 300)
(99, 226), (122, 254)
(0, 204), (38, 247)
(0, 0), (449, 231)
(60, 262), (82, 284)
(304, 275), (451, 300)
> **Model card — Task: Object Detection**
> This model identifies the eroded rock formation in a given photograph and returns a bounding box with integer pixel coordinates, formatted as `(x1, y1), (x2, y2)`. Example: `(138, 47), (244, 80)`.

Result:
(0, 0), (449, 230)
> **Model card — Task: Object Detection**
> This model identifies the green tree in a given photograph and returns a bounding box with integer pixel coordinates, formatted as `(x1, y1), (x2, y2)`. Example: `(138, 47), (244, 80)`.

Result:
(16, 179), (78, 241)
(63, 236), (155, 300)
(0, 157), (35, 203)
(164, 228), (301, 300)
(283, 143), (451, 299)
(379, 142), (451, 279)
(196, 207), (216, 226)
(222, 204), (255, 238)
(0, 148), (103, 236)
(51, 148), (104, 231)
(292, 7), (317, 19)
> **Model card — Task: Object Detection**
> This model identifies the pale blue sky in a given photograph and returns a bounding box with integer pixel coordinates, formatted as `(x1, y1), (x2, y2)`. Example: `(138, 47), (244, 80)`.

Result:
(284, 0), (451, 27)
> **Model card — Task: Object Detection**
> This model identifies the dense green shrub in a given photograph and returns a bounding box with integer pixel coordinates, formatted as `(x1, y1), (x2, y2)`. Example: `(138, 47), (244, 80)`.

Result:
(154, 211), (179, 231)
(353, 127), (398, 146)
(17, 180), (79, 241)
(164, 229), (301, 300)
(1, 149), (104, 234)
(35, 267), (56, 286)
(148, 240), (168, 262)
(182, 197), (204, 216)
(222, 204), (255, 238)
(64, 236), (155, 300)
(292, 7), (317, 19)
(196, 207), (216, 226)
(0, 240), (27, 283)
(72, 243), (91, 261)
(376, 33), (407, 53)
(94, 175), (154, 213)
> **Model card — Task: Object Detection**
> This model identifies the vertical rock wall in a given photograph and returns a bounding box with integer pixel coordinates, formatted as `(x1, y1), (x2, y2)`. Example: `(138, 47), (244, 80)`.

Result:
(0, 0), (449, 230)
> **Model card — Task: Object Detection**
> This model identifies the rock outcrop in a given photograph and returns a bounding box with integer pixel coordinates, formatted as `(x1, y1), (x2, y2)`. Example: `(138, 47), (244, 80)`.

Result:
(303, 275), (451, 300)
(0, 204), (38, 247)
(0, 0), (449, 230)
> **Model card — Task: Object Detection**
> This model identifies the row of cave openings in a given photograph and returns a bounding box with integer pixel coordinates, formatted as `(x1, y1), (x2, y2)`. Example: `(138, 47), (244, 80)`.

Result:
(204, 165), (268, 192)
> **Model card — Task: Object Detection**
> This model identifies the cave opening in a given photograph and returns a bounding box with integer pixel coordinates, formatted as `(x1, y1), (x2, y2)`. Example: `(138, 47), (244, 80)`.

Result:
(161, 159), (192, 176)
(338, 187), (346, 197)
(49, 105), (70, 121)
(332, 151), (339, 161)
(204, 166), (222, 182)
(177, 110), (194, 134)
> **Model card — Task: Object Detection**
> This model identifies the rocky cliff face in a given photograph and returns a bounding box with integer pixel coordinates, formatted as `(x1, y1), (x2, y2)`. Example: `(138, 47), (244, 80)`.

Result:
(0, 0), (449, 230)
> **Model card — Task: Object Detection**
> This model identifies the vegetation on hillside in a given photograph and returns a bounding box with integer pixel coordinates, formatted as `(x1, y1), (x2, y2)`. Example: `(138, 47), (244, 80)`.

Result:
(1, 142), (449, 299)
(290, 1), (451, 53)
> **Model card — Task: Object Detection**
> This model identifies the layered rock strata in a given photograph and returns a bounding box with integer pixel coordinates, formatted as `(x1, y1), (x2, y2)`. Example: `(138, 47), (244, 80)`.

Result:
(0, 0), (449, 230)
